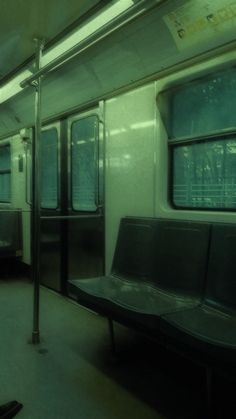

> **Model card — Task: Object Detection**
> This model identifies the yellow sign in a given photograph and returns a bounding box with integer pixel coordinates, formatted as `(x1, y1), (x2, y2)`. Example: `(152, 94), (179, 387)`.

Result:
(164, 0), (236, 50)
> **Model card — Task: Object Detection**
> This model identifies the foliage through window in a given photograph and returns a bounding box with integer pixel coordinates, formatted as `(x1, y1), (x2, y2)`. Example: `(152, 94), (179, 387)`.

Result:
(173, 138), (236, 208)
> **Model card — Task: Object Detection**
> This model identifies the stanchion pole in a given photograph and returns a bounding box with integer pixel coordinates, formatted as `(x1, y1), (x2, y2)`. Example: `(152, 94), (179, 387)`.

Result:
(31, 39), (44, 344)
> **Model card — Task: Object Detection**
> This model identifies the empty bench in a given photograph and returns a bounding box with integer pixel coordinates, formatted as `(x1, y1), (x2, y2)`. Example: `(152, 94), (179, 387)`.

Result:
(69, 217), (236, 374)
(69, 217), (211, 334)
(160, 222), (236, 372)
(0, 210), (22, 258)
(69, 217), (236, 412)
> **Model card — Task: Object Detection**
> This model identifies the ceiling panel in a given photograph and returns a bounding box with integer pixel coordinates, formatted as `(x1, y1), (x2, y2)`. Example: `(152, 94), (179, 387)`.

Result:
(0, 0), (103, 82)
(1, 0), (236, 139)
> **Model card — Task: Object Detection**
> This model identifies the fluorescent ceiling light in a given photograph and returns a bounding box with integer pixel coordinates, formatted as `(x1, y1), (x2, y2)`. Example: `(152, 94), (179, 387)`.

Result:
(0, 70), (32, 104)
(43, 0), (134, 66)
(0, 0), (134, 105)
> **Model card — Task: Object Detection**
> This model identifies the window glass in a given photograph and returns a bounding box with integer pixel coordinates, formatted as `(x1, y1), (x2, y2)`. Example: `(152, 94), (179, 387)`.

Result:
(173, 138), (236, 209)
(71, 116), (98, 211)
(0, 145), (11, 203)
(41, 128), (58, 209)
(169, 67), (236, 139)
(0, 146), (10, 171)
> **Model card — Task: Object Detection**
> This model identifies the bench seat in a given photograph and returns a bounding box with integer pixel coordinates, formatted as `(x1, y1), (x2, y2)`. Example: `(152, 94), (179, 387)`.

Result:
(69, 217), (210, 334)
(70, 278), (161, 334)
(0, 211), (22, 258)
(161, 305), (236, 349)
(0, 240), (12, 248)
(69, 217), (236, 407)
(160, 223), (236, 366)
(70, 276), (199, 315)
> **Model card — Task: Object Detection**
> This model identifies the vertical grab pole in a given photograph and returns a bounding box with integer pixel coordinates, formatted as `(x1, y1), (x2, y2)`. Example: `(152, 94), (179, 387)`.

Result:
(31, 39), (44, 344)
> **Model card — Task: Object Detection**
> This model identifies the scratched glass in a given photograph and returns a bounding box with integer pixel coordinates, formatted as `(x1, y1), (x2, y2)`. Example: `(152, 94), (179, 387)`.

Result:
(71, 116), (98, 211)
(169, 67), (236, 139)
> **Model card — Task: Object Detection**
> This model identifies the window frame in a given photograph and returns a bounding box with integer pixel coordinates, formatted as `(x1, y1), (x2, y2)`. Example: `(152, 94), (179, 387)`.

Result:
(160, 66), (236, 212)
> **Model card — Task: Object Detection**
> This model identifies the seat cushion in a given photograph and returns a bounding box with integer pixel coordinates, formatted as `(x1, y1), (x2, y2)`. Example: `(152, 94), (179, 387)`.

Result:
(161, 304), (236, 361)
(69, 276), (199, 316)
(0, 240), (11, 248)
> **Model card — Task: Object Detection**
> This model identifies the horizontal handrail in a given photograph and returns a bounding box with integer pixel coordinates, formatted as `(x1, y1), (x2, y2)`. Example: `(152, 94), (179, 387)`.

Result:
(40, 214), (102, 220)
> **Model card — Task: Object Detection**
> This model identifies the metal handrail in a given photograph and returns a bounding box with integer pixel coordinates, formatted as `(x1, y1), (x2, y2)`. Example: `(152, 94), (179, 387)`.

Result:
(40, 213), (102, 220)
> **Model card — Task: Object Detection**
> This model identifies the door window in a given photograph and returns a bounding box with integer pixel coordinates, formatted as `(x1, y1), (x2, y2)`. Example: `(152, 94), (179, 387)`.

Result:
(41, 128), (59, 209)
(71, 115), (99, 211)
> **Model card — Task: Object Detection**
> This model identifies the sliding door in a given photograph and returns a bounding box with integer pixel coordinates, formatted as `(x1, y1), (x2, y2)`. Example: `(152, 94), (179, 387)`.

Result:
(39, 108), (104, 293)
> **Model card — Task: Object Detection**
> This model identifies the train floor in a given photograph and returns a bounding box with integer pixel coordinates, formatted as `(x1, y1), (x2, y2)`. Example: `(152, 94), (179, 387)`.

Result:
(0, 274), (235, 419)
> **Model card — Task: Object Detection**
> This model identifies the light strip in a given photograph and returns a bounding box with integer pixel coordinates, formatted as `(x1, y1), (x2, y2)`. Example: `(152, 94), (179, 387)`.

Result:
(0, 0), (134, 105)
(43, 0), (134, 66)
(0, 70), (32, 104)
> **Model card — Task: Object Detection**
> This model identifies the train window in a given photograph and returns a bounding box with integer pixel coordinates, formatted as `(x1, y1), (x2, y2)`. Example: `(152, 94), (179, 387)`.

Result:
(0, 144), (11, 203)
(71, 115), (98, 211)
(41, 128), (58, 209)
(173, 137), (236, 209)
(169, 67), (236, 139)
(160, 66), (236, 210)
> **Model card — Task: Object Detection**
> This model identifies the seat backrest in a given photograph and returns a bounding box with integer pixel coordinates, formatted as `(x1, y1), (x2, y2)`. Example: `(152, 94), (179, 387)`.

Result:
(0, 211), (22, 254)
(112, 217), (156, 281)
(112, 217), (210, 299)
(205, 223), (236, 311)
(151, 220), (211, 297)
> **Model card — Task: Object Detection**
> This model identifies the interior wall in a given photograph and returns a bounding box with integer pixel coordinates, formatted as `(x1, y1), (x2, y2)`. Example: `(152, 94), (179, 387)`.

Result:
(104, 83), (156, 273)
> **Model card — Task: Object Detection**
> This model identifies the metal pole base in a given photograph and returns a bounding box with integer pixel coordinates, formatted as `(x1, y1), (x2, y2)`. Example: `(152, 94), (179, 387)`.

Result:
(32, 330), (40, 344)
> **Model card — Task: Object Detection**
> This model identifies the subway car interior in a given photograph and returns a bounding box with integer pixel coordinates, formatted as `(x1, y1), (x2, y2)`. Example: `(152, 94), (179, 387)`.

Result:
(1, 0), (236, 417)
